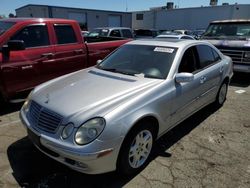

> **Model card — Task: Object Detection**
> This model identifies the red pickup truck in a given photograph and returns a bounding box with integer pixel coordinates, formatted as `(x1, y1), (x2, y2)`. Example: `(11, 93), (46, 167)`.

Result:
(0, 18), (131, 102)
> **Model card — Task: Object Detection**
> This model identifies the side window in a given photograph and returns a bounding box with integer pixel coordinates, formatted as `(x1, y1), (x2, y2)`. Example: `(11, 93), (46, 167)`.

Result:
(121, 29), (133, 38)
(54, 24), (77, 44)
(11, 25), (49, 48)
(178, 47), (197, 73)
(212, 48), (221, 62)
(110, 30), (121, 37)
(196, 45), (216, 69)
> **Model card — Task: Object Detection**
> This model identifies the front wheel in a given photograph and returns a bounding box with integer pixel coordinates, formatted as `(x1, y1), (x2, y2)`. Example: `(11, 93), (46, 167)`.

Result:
(214, 82), (228, 107)
(117, 124), (155, 175)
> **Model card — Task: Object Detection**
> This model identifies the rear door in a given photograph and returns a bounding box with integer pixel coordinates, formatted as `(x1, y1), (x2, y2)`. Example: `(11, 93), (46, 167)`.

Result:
(1, 23), (54, 97)
(50, 23), (87, 78)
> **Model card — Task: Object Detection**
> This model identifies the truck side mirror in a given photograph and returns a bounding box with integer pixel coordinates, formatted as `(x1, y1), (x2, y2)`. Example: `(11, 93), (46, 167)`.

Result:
(7, 40), (25, 51)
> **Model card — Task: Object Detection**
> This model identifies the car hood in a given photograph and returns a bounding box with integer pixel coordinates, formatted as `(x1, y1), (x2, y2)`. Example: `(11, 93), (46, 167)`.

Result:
(203, 39), (250, 48)
(32, 68), (162, 120)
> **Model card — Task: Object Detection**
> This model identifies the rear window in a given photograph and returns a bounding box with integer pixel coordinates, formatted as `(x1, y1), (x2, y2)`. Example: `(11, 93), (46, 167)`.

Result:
(121, 29), (133, 38)
(54, 24), (77, 44)
(0, 21), (16, 36)
(196, 45), (216, 68)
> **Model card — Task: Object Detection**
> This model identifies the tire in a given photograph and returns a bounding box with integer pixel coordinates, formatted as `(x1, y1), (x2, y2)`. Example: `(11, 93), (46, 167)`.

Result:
(214, 81), (228, 107)
(117, 123), (156, 175)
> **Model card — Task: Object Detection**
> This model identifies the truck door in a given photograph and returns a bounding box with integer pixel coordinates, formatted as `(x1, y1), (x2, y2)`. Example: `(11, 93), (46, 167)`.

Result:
(1, 24), (55, 98)
(51, 24), (87, 77)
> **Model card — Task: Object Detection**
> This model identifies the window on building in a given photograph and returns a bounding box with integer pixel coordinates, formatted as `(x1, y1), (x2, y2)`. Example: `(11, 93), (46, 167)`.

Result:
(11, 25), (49, 48)
(54, 24), (77, 44)
(121, 29), (133, 38)
(136, 14), (144, 20)
(110, 29), (121, 37)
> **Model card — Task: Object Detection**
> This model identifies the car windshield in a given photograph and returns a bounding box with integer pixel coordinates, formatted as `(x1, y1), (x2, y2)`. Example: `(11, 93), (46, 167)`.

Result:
(203, 23), (250, 39)
(97, 45), (177, 79)
(0, 21), (16, 36)
(88, 29), (109, 37)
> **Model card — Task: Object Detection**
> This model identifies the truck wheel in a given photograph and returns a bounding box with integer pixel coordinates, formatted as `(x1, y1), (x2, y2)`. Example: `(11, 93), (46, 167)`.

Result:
(214, 81), (228, 107)
(117, 123), (156, 175)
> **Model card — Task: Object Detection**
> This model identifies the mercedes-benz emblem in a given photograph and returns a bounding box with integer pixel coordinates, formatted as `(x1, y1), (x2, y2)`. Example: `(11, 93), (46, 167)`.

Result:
(45, 93), (50, 104)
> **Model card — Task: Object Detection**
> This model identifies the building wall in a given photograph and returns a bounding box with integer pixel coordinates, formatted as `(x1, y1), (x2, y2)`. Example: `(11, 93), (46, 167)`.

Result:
(16, 5), (49, 18)
(16, 5), (132, 31)
(132, 4), (250, 30)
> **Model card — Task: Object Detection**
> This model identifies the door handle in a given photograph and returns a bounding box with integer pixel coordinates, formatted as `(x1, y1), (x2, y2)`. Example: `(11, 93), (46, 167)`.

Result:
(219, 66), (224, 73)
(41, 53), (54, 58)
(74, 49), (84, 54)
(21, 65), (33, 70)
(200, 76), (207, 84)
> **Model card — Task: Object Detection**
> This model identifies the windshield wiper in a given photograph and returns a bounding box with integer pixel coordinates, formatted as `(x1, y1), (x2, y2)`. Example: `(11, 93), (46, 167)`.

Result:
(97, 67), (137, 76)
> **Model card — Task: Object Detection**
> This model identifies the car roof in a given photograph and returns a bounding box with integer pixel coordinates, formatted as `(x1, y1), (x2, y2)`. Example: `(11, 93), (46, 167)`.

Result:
(94, 27), (131, 30)
(127, 38), (207, 48)
(157, 34), (192, 38)
(0, 17), (76, 23)
(211, 19), (250, 23)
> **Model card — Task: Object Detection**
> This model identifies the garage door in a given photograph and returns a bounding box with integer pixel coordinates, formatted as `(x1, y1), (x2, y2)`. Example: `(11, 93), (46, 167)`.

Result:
(108, 15), (121, 27)
(68, 12), (86, 24)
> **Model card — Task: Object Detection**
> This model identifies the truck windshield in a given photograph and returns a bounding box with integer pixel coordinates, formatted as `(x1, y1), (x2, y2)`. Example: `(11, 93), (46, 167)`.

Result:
(88, 29), (109, 37)
(97, 45), (177, 79)
(0, 22), (16, 36)
(203, 23), (250, 39)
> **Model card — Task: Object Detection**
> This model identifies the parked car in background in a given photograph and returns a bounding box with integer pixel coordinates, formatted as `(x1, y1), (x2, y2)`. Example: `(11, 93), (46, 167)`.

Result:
(20, 39), (233, 175)
(87, 27), (134, 38)
(134, 29), (160, 38)
(173, 29), (192, 35)
(156, 34), (195, 40)
(191, 29), (205, 39)
(201, 19), (250, 72)
(0, 18), (131, 102)
(81, 30), (89, 37)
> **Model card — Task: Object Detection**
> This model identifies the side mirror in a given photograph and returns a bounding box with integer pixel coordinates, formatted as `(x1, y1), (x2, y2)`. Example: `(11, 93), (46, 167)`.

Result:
(175, 72), (194, 83)
(96, 59), (102, 65)
(7, 40), (25, 51)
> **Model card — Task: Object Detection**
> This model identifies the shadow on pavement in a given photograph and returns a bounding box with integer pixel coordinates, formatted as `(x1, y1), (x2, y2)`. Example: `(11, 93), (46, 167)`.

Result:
(230, 72), (250, 88)
(7, 104), (219, 188)
(0, 102), (23, 116)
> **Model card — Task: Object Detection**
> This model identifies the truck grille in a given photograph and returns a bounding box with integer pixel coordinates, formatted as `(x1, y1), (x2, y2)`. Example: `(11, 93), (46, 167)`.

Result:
(28, 101), (63, 133)
(219, 48), (250, 64)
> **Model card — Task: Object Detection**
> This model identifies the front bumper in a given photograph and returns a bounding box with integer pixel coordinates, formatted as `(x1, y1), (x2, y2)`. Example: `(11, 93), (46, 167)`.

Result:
(20, 109), (123, 174)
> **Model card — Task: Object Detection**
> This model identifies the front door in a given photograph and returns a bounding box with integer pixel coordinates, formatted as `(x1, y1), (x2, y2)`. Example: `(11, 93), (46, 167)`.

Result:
(1, 24), (54, 98)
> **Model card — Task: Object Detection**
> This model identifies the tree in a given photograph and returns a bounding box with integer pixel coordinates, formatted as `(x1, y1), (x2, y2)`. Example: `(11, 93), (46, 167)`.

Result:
(9, 13), (15, 18)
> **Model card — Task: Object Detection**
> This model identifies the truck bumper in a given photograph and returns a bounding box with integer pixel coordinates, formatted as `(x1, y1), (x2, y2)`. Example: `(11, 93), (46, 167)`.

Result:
(234, 64), (250, 73)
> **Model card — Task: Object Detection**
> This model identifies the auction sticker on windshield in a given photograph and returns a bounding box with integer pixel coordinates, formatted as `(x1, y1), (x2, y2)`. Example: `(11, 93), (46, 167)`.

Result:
(154, 47), (174, 53)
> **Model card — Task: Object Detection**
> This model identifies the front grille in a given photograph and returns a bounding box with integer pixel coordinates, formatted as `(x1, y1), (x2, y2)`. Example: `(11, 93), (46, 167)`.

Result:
(28, 101), (63, 133)
(219, 48), (250, 64)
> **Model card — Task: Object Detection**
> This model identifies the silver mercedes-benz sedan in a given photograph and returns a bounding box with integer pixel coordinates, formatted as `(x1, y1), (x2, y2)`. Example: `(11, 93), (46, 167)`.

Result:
(20, 39), (233, 175)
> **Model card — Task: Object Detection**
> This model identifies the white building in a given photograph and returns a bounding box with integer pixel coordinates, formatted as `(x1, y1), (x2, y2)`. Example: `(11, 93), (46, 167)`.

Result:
(15, 4), (132, 31)
(132, 4), (250, 30)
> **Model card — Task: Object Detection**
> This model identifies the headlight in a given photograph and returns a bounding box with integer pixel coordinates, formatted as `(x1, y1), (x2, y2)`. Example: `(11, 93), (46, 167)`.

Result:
(75, 118), (105, 145)
(244, 52), (250, 58)
(61, 123), (74, 139)
(22, 91), (33, 113)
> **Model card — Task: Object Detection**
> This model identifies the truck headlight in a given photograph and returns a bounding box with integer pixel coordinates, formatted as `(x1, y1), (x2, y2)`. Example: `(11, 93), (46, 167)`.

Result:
(61, 123), (74, 139)
(75, 118), (105, 145)
(244, 52), (250, 58)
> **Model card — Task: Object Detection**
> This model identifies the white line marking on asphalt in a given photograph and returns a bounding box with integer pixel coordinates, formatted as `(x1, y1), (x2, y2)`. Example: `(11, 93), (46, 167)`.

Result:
(0, 120), (21, 128)
(235, 90), (246, 94)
